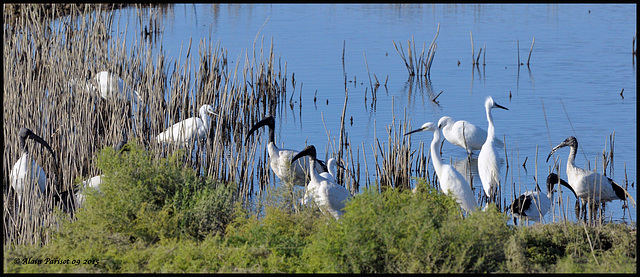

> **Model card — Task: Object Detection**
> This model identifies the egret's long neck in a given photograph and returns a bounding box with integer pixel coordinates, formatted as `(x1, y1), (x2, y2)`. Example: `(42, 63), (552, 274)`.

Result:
(430, 129), (444, 176)
(486, 107), (496, 142)
(201, 110), (212, 133)
(328, 159), (337, 177)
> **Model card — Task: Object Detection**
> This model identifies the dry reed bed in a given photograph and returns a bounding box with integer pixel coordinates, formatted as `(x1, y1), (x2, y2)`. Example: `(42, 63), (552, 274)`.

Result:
(3, 4), (284, 245)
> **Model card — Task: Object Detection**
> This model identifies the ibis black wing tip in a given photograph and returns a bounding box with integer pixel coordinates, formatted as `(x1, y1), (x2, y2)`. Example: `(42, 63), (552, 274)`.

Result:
(609, 178), (627, 201)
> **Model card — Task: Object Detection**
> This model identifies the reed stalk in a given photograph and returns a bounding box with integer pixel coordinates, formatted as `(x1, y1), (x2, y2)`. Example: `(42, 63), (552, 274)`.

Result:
(3, 4), (290, 245)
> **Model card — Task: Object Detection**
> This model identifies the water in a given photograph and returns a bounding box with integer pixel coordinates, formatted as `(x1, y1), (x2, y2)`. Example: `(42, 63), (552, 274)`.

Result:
(105, 4), (636, 223)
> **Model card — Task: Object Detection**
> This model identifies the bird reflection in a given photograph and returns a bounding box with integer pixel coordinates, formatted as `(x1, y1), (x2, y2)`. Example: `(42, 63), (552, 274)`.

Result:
(450, 156), (480, 190)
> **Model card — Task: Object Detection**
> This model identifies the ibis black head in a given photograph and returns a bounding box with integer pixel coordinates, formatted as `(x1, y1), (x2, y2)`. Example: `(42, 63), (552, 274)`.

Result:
(292, 145), (317, 164)
(546, 136), (578, 162)
(246, 116), (275, 143)
(18, 128), (56, 159)
(545, 172), (576, 198)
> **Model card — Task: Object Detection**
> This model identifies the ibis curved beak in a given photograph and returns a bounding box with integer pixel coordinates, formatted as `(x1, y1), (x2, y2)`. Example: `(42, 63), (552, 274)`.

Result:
(292, 145), (317, 164)
(246, 116), (275, 141)
(546, 141), (567, 163)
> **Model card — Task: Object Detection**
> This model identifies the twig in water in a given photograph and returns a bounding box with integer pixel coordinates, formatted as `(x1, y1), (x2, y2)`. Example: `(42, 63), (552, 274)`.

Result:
(432, 90), (444, 104)
(527, 36), (535, 66)
(483, 43), (486, 65)
(620, 88), (624, 99)
(470, 30), (475, 65)
(517, 40), (521, 66)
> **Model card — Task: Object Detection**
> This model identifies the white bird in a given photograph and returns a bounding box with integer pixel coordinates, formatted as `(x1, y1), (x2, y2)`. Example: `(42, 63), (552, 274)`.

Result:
(291, 145), (352, 220)
(89, 71), (142, 103)
(302, 157), (342, 205)
(320, 158), (340, 183)
(507, 173), (576, 224)
(76, 175), (102, 208)
(546, 136), (632, 221)
(437, 116), (503, 155)
(156, 104), (217, 146)
(246, 116), (326, 187)
(10, 128), (57, 205)
(405, 122), (478, 214)
(477, 96), (509, 202)
(76, 137), (129, 208)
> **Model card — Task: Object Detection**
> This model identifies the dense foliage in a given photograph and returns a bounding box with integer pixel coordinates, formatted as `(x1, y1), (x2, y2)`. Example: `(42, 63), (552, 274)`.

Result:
(3, 142), (636, 273)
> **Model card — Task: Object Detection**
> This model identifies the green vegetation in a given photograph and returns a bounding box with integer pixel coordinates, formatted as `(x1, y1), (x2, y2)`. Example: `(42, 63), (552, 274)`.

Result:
(3, 143), (636, 273)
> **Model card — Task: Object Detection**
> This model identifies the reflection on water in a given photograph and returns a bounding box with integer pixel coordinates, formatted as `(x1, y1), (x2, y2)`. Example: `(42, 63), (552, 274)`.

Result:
(451, 156), (480, 187)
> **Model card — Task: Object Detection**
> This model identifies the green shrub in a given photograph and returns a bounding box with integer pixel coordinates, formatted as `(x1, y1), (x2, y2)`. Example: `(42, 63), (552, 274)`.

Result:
(4, 163), (635, 274)
(505, 221), (637, 273)
(302, 180), (513, 273)
(75, 140), (238, 243)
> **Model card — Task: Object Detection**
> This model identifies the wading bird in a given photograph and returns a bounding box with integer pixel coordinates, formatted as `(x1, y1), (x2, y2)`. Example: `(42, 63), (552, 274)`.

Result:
(320, 158), (340, 183)
(477, 96), (509, 203)
(10, 128), (58, 205)
(90, 71), (142, 103)
(437, 116), (503, 155)
(507, 173), (576, 224)
(291, 145), (352, 220)
(546, 136), (632, 223)
(246, 116), (326, 187)
(76, 136), (129, 208)
(156, 104), (217, 146)
(302, 157), (343, 205)
(69, 70), (142, 104)
(405, 122), (478, 214)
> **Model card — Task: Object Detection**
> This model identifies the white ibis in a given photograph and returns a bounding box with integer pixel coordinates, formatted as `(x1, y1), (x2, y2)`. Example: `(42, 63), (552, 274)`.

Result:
(477, 96), (509, 203)
(291, 145), (352, 220)
(246, 116), (326, 187)
(437, 116), (503, 155)
(405, 122), (478, 214)
(546, 136), (632, 222)
(10, 128), (57, 205)
(507, 173), (576, 224)
(302, 157), (342, 205)
(156, 104), (217, 146)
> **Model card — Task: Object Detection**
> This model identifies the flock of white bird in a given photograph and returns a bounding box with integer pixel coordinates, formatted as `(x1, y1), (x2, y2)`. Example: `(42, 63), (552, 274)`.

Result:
(8, 71), (634, 225)
(405, 96), (633, 224)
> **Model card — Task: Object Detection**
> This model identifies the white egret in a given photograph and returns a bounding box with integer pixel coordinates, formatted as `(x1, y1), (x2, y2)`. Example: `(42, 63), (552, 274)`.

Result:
(320, 158), (340, 183)
(90, 71), (142, 103)
(546, 136), (632, 221)
(405, 121), (478, 214)
(477, 96), (509, 202)
(507, 173), (576, 224)
(291, 145), (352, 220)
(156, 104), (217, 146)
(437, 116), (503, 155)
(246, 116), (326, 187)
(10, 128), (58, 205)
